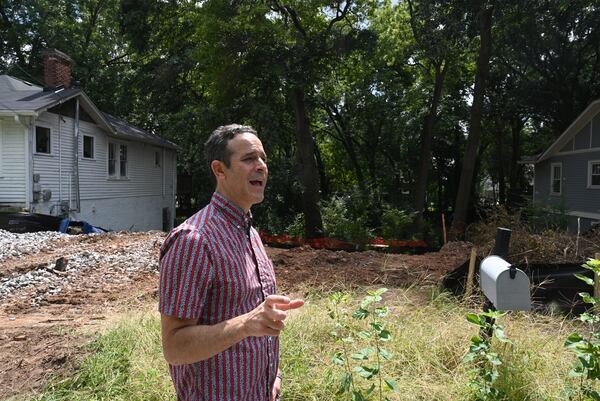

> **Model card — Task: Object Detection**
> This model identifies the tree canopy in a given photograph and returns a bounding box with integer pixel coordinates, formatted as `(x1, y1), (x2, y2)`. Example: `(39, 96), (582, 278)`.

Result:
(3, 0), (600, 241)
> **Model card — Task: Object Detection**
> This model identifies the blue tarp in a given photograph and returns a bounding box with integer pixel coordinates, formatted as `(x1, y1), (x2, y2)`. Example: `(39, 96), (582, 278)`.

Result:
(59, 218), (107, 234)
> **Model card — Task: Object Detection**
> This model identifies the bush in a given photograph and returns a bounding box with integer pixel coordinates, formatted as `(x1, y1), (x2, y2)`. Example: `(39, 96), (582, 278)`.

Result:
(380, 207), (415, 240)
(521, 202), (568, 232)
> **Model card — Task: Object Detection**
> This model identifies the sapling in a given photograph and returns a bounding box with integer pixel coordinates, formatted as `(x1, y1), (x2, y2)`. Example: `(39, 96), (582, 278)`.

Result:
(565, 258), (600, 400)
(328, 288), (399, 401)
(464, 310), (512, 401)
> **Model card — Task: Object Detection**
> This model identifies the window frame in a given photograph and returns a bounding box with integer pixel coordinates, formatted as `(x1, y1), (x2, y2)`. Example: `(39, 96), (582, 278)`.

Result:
(550, 162), (562, 196)
(34, 125), (52, 155)
(82, 134), (95, 160)
(588, 160), (600, 189)
(107, 141), (129, 179)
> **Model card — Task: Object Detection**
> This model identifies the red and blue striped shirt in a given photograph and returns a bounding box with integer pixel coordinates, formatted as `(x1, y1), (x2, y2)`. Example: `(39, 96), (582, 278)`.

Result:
(159, 192), (278, 401)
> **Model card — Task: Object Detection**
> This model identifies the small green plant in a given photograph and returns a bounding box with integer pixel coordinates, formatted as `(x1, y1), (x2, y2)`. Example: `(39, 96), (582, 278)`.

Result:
(327, 289), (399, 401)
(565, 258), (600, 400)
(380, 207), (414, 240)
(464, 310), (513, 401)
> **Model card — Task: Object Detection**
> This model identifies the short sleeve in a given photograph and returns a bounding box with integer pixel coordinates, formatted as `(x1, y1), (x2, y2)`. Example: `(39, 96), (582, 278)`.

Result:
(159, 228), (213, 320)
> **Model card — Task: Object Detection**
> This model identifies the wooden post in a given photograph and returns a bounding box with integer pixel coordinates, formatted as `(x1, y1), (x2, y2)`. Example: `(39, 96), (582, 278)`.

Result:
(465, 247), (478, 299)
(441, 213), (447, 245)
(595, 253), (600, 300)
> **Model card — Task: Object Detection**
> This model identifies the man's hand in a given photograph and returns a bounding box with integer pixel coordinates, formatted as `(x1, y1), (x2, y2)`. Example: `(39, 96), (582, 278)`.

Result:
(271, 374), (282, 401)
(243, 295), (304, 337)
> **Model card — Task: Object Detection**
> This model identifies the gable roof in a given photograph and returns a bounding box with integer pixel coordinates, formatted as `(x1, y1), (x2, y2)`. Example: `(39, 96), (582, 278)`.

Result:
(532, 99), (600, 163)
(103, 113), (177, 149)
(0, 74), (176, 150)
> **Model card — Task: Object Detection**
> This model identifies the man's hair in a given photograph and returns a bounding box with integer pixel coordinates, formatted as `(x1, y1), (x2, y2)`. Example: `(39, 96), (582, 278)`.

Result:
(204, 124), (258, 168)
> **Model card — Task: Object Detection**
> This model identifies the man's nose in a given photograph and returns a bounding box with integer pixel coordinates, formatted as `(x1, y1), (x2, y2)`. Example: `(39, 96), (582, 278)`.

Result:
(256, 158), (267, 171)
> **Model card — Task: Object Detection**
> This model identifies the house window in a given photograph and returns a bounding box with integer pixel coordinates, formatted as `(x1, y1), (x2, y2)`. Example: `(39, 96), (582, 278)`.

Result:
(155, 151), (161, 167)
(551, 163), (562, 195)
(35, 126), (51, 154)
(83, 135), (94, 159)
(120, 145), (128, 177)
(108, 142), (128, 178)
(589, 161), (600, 188)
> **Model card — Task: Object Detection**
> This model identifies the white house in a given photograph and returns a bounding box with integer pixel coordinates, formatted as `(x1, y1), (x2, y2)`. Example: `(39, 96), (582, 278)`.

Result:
(0, 49), (177, 231)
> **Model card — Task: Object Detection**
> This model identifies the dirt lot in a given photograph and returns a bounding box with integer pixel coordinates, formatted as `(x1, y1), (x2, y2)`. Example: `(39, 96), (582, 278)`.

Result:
(0, 231), (472, 400)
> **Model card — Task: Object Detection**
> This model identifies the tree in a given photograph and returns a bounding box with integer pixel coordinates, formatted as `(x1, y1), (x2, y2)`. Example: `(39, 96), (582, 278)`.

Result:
(451, 0), (495, 239)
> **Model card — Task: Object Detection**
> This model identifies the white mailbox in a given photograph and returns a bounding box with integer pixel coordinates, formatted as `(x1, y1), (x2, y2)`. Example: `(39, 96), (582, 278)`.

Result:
(480, 255), (531, 311)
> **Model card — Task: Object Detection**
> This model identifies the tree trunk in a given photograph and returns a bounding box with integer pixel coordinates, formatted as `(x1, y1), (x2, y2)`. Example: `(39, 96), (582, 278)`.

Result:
(292, 86), (324, 238)
(414, 60), (448, 222)
(450, 2), (495, 239)
(508, 117), (525, 206)
(495, 119), (506, 205)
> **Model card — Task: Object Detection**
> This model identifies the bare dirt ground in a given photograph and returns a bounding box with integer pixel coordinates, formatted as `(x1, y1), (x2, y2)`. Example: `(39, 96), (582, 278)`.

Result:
(0, 232), (472, 400)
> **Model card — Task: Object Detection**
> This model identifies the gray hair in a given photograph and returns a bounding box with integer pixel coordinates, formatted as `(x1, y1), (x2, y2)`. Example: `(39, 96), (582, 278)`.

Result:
(204, 124), (258, 168)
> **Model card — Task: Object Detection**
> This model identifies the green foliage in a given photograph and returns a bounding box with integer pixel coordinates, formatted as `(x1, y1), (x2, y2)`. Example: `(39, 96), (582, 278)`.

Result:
(464, 310), (513, 401)
(328, 288), (399, 401)
(565, 258), (600, 400)
(380, 207), (415, 240)
(321, 195), (373, 243)
(522, 202), (569, 232)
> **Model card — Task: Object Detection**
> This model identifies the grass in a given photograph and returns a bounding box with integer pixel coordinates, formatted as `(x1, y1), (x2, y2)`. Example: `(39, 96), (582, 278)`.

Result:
(32, 287), (593, 401)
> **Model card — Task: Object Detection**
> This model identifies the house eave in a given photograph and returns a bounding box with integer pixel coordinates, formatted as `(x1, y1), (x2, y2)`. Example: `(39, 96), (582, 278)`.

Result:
(538, 99), (600, 163)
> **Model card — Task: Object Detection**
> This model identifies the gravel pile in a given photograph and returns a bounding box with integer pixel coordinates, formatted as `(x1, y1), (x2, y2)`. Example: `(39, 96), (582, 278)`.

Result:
(0, 231), (161, 307)
(0, 229), (66, 263)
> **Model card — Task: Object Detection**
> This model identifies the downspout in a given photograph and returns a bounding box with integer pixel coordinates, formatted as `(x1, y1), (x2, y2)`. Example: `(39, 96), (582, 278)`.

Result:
(73, 97), (81, 212)
(58, 112), (62, 207)
(14, 115), (32, 210)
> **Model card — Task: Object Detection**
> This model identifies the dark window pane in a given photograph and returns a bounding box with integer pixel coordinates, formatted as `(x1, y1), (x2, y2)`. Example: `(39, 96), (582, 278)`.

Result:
(83, 136), (94, 158)
(120, 145), (127, 177)
(553, 179), (561, 193)
(592, 175), (600, 186)
(108, 143), (116, 175)
(35, 126), (50, 153)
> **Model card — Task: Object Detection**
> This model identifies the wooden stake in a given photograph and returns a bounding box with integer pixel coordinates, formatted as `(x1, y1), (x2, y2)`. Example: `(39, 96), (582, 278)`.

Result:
(441, 213), (447, 245)
(465, 247), (478, 299)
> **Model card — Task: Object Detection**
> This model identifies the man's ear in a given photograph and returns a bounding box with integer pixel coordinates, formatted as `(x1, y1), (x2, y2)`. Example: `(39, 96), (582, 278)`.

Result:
(210, 160), (226, 179)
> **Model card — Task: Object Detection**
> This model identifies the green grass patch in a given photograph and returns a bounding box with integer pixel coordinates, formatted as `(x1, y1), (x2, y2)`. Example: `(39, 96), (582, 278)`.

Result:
(33, 289), (588, 400)
(35, 313), (174, 401)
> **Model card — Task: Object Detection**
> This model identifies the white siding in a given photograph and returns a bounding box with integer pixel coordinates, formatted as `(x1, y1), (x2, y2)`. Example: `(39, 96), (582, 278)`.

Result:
(29, 110), (177, 231)
(0, 117), (27, 205)
(32, 112), (75, 209)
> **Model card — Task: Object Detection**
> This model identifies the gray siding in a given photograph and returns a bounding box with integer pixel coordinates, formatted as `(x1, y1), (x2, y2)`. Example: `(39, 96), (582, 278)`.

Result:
(574, 122), (591, 150)
(594, 114), (600, 148)
(560, 140), (573, 152)
(0, 117), (27, 204)
(535, 151), (600, 216)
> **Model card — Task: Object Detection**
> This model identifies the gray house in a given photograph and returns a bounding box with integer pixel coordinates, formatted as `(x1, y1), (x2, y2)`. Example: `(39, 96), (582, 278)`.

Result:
(0, 49), (177, 231)
(525, 100), (600, 231)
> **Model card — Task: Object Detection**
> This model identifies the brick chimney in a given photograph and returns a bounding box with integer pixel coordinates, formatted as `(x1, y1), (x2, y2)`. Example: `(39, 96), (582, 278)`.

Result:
(41, 49), (73, 89)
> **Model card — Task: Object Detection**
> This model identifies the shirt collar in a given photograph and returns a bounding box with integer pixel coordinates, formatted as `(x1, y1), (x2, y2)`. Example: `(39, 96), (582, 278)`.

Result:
(211, 192), (253, 230)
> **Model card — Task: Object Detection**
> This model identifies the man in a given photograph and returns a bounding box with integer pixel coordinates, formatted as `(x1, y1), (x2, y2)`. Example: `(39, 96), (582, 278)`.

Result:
(159, 124), (304, 400)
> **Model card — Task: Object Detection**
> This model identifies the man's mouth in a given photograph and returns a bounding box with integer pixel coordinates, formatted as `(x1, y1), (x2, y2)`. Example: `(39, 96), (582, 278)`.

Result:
(249, 180), (263, 187)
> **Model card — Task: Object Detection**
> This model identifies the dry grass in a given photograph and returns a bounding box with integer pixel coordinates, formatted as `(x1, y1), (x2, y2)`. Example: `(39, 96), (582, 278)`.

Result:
(466, 207), (600, 265)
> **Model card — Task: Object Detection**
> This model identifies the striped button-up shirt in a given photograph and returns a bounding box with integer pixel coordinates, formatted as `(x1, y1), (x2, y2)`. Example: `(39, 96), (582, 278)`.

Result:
(159, 192), (278, 401)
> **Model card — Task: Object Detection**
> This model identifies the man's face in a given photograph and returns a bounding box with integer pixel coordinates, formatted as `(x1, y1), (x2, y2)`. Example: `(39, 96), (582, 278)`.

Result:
(216, 132), (268, 211)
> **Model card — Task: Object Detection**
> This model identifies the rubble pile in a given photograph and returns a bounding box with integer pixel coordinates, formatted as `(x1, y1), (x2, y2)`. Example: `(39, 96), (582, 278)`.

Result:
(0, 231), (163, 307)
(0, 229), (66, 262)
